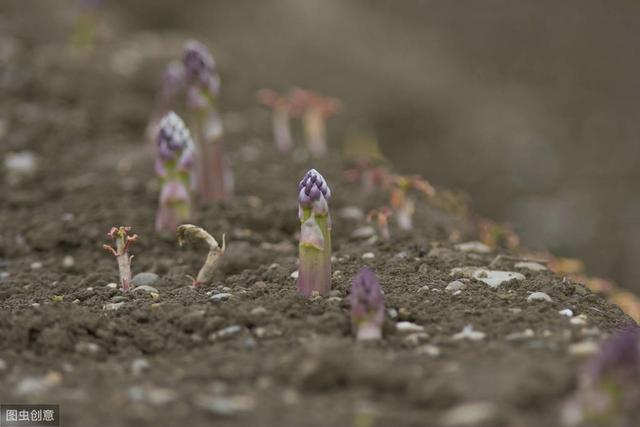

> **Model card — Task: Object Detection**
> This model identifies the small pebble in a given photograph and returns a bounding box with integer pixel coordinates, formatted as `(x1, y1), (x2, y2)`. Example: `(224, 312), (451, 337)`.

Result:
(250, 306), (267, 316)
(515, 261), (547, 271)
(396, 321), (424, 333)
(351, 226), (376, 239)
(361, 252), (375, 259)
(290, 271), (299, 279)
(446, 281), (466, 292)
(131, 272), (159, 288)
(505, 329), (535, 341)
(131, 358), (150, 375)
(453, 325), (486, 341)
(61, 256), (75, 269)
(527, 292), (552, 303)
(418, 264), (429, 274)
(0, 272), (9, 280)
(209, 325), (243, 341)
(454, 241), (492, 253)
(30, 261), (43, 270)
(0, 359), (7, 371)
(417, 285), (430, 292)
(404, 332), (430, 346)
(106, 283), (118, 289)
(132, 285), (159, 294)
(570, 314), (588, 326)
(387, 308), (398, 319)
(211, 293), (233, 302)
(195, 395), (255, 416)
(559, 309), (574, 317)
(568, 341), (598, 357)
(415, 344), (441, 357)
(442, 402), (499, 426)
(103, 302), (125, 311)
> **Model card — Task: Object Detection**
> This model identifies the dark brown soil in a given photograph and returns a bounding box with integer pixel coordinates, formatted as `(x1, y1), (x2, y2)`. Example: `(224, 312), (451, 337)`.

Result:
(0, 3), (636, 427)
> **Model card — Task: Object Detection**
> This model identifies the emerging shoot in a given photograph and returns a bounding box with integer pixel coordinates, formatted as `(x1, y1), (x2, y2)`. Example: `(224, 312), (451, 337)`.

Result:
(257, 89), (295, 152)
(388, 175), (436, 231)
(366, 207), (392, 241)
(103, 226), (138, 292)
(297, 169), (332, 297)
(290, 89), (341, 158)
(562, 325), (640, 426)
(351, 267), (385, 341)
(176, 224), (226, 287)
(155, 111), (195, 233)
(146, 61), (186, 144)
(183, 40), (233, 202)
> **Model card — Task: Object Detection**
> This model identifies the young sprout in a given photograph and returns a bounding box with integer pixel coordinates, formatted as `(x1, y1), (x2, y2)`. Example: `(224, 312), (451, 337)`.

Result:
(155, 111), (195, 233)
(344, 159), (390, 194)
(366, 207), (392, 240)
(103, 226), (138, 292)
(183, 40), (233, 202)
(146, 61), (186, 144)
(297, 169), (332, 297)
(562, 325), (640, 426)
(388, 175), (436, 231)
(256, 89), (295, 152)
(290, 89), (341, 158)
(351, 267), (385, 341)
(176, 224), (226, 287)
(476, 218), (520, 250)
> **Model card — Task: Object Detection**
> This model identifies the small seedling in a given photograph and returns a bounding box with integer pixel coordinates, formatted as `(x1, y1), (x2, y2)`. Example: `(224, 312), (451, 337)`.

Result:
(103, 226), (138, 292)
(257, 89), (295, 152)
(155, 111), (195, 233)
(297, 169), (332, 297)
(388, 174), (435, 231)
(183, 40), (233, 202)
(146, 61), (186, 144)
(290, 89), (341, 158)
(366, 207), (392, 240)
(351, 267), (385, 341)
(176, 224), (226, 287)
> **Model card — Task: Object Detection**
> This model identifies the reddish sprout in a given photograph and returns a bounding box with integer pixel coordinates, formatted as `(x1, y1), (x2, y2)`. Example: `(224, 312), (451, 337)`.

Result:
(257, 89), (295, 152)
(103, 226), (138, 292)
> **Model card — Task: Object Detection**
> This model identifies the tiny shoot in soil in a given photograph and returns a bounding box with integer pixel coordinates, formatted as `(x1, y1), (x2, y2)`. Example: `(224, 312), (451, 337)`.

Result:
(176, 224), (226, 287)
(257, 88), (295, 153)
(297, 169), (332, 297)
(103, 226), (138, 292)
(290, 89), (341, 158)
(155, 111), (195, 233)
(351, 267), (385, 341)
(183, 40), (233, 202)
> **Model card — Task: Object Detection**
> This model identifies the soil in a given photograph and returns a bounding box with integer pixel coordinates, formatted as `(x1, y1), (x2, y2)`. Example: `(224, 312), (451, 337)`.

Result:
(0, 3), (637, 427)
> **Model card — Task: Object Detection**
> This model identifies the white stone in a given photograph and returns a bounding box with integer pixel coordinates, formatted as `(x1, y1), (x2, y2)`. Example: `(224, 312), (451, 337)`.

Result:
(209, 325), (243, 341)
(211, 293), (233, 301)
(396, 321), (424, 333)
(446, 281), (466, 292)
(450, 267), (525, 288)
(103, 302), (125, 310)
(568, 341), (599, 356)
(290, 271), (299, 279)
(559, 309), (574, 317)
(30, 262), (43, 270)
(418, 285), (430, 292)
(515, 261), (547, 271)
(339, 206), (364, 220)
(106, 283), (118, 289)
(453, 325), (486, 341)
(131, 358), (150, 375)
(62, 256), (75, 268)
(505, 329), (535, 341)
(570, 314), (588, 326)
(361, 252), (375, 259)
(454, 241), (492, 253)
(416, 344), (441, 357)
(527, 292), (552, 302)
(133, 285), (159, 294)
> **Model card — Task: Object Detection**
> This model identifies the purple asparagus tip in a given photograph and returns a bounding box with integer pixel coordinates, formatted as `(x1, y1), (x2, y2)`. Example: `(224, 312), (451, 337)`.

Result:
(156, 111), (194, 163)
(183, 40), (220, 94)
(298, 169), (331, 208)
(351, 267), (385, 340)
(585, 324), (640, 385)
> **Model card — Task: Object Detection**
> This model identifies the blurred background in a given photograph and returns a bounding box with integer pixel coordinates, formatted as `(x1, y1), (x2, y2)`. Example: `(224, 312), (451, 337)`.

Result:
(5, 0), (640, 292)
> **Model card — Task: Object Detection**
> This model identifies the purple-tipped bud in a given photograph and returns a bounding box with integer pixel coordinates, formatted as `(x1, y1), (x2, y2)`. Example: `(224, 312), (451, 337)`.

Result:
(183, 40), (220, 95)
(298, 169), (331, 210)
(351, 267), (385, 340)
(159, 61), (185, 106)
(157, 111), (194, 163)
(585, 324), (640, 386)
